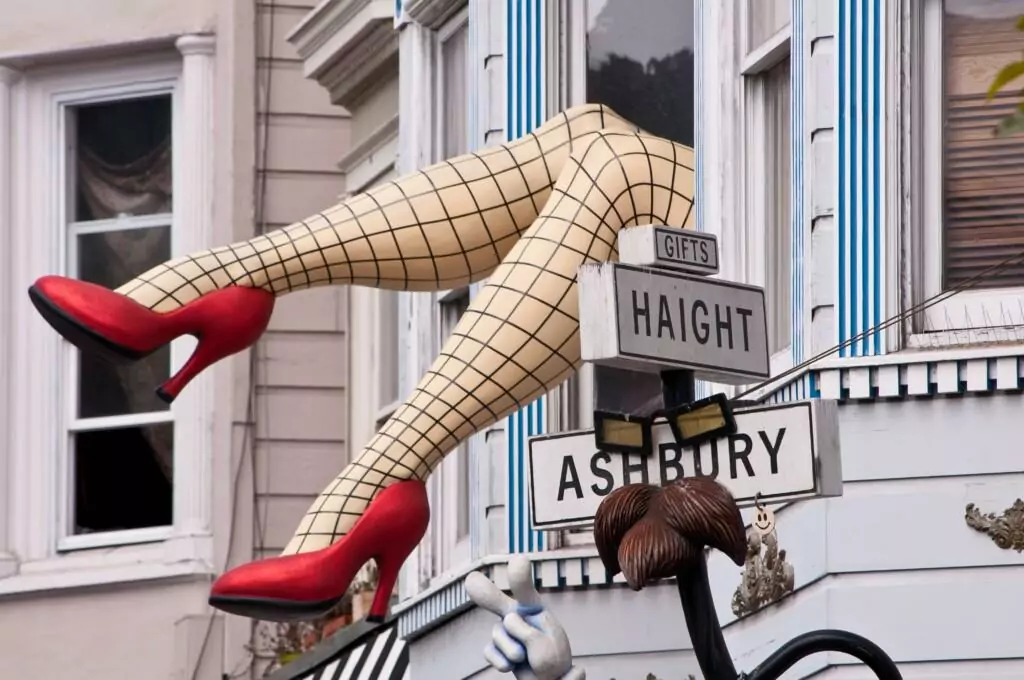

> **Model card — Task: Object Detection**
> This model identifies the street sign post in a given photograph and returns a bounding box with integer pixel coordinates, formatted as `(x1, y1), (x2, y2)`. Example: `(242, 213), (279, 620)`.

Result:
(617, 225), (720, 276)
(578, 261), (770, 384)
(528, 400), (842, 530)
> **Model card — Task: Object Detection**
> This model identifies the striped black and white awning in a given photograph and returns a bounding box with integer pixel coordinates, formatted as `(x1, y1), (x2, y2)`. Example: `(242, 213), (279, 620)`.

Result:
(267, 619), (409, 680)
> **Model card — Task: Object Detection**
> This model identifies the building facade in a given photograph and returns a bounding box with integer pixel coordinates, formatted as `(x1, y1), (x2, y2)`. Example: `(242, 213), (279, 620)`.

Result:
(368, 0), (1024, 678)
(0, 1), (359, 678)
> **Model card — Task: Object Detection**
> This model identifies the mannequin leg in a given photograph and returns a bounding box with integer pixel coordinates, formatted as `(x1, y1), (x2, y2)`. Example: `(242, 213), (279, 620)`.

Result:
(284, 130), (696, 554)
(113, 104), (639, 312)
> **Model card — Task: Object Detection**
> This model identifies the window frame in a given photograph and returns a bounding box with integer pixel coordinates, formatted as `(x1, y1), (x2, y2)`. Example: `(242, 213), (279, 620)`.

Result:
(57, 87), (179, 552)
(3, 51), (215, 587)
(740, 1), (793, 374)
(553, 0), (707, 547)
(406, 4), (474, 585)
(905, 0), (1024, 348)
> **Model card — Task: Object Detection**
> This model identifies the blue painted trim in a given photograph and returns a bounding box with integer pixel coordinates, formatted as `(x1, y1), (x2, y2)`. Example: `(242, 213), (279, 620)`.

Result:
(838, 0), (885, 357)
(791, 0), (806, 364)
(505, 0), (547, 555)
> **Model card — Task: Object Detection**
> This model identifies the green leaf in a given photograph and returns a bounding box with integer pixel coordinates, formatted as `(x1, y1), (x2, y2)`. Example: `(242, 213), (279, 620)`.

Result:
(994, 107), (1024, 137)
(987, 60), (1024, 99)
(1016, 15), (1024, 31)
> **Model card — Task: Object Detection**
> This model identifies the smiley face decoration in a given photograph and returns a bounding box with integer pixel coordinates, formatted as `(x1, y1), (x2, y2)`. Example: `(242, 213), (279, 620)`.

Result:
(26, 103), (697, 623)
(752, 502), (776, 537)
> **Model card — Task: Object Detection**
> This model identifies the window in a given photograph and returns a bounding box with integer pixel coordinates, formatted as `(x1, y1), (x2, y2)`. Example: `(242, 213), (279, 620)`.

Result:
(917, 0), (1024, 341)
(742, 0), (792, 362)
(62, 94), (177, 549)
(5, 50), (218, 585)
(429, 288), (472, 574)
(420, 6), (473, 579)
(436, 9), (469, 158)
(557, 0), (698, 545)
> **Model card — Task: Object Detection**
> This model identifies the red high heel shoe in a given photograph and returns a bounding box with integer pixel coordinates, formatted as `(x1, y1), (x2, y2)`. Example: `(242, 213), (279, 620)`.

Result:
(28, 275), (275, 403)
(209, 479), (430, 622)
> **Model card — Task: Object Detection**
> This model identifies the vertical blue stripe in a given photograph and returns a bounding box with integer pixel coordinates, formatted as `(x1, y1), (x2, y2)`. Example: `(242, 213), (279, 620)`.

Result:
(838, 0), (847, 355)
(872, 0), (882, 354)
(791, 0), (805, 363)
(505, 0), (547, 554)
(838, 0), (885, 357)
(693, 1), (708, 401)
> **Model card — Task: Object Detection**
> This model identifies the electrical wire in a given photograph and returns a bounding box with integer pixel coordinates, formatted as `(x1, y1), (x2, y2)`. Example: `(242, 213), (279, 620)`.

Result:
(188, 1), (277, 678)
(734, 242), (1024, 402)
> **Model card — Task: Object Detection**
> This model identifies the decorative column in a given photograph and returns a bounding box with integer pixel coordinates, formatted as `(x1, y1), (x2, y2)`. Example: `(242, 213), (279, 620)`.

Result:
(0, 65), (20, 575)
(173, 35), (217, 538)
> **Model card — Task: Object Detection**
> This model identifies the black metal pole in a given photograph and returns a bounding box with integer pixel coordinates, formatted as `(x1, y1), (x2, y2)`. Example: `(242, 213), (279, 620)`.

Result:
(744, 629), (903, 680)
(661, 369), (738, 680)
(675, 558), (739, 680)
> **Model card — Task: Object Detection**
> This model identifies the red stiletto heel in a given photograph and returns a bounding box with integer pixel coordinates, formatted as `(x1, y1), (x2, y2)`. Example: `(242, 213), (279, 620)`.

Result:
(28, 275), (275, 403)
(209, 479), (430, 622)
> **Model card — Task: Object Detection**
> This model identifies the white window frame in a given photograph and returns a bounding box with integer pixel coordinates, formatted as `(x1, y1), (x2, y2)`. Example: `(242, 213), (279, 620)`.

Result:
(2, 51), (215, 593)
(907, 0), (1024, 348)
(739, 2), (792, 375)
(404, 3), (475, 585)
(59, 91), (178, 552)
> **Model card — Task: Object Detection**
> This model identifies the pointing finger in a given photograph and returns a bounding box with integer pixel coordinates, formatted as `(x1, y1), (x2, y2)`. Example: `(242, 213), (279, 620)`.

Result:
(465, 571), (518, 617)
(483, 642), (514, 673)
(492, 622), (527, 664)
(507, 556), (543, 609)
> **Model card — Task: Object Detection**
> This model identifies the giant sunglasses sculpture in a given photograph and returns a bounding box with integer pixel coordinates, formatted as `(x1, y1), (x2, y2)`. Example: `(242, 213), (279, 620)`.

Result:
(29, 103), (698, 622)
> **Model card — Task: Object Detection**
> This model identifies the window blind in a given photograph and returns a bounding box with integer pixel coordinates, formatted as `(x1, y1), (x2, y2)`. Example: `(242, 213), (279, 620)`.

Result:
(943, 12), (1024, 289)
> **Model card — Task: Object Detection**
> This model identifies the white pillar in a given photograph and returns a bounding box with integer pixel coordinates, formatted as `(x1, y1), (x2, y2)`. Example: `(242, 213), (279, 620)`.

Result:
(0, 65), (21, 576)
(172, 35), (217, 540)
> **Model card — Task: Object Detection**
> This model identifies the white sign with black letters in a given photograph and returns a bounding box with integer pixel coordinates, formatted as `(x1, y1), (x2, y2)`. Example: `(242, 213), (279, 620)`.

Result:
(527, 400), (842, 530)
(579, 262), (771, 383)
(617, 225), (720, 276)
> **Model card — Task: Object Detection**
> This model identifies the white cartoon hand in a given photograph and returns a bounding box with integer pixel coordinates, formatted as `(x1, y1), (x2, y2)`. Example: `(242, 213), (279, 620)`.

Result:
(465, 556), (585, 680)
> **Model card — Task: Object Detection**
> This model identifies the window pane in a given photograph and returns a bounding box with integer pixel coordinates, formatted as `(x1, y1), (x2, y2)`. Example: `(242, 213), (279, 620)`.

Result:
(747, 0), (791, 52)
(442, 24), (469, 159)
(77, 227), (172, 418)
(767, 57), (792, 353)
(72, 423), (173, 534)
(942, 4), (1024, 290)
(73, 95), (172, 222)
(586, 0), (695, 146)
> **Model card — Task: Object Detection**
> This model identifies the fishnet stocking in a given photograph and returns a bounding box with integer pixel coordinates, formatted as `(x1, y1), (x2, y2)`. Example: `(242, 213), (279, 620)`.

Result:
(114, 104), (639, 312)
(283, 129), (695, 554)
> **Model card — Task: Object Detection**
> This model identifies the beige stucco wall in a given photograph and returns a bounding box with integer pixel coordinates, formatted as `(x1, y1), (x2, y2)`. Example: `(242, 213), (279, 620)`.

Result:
(0, 0), (215, 59)
(0, 580), (212, 679)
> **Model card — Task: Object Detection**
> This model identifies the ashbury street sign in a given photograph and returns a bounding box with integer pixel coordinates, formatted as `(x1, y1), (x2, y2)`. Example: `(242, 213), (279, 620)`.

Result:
(528, 400), (842, 530)
(578, 262), (770, 384)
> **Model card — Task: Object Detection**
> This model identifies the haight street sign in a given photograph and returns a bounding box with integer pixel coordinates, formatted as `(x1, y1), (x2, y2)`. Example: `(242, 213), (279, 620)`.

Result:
(528, 400), (842, 530)
(617, 225), (720, 276)
(578, 262), (770, 384)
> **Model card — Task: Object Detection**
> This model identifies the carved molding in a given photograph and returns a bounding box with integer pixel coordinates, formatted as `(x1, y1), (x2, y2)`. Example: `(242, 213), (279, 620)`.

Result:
(286, 0), (398, 107)
(965, 499), (1024, 553)
(404, 0), (467, 29)
(730, 530), (795, 618)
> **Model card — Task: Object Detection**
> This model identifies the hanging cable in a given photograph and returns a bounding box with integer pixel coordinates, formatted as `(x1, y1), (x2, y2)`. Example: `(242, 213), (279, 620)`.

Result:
(734, 241), (1024, 402)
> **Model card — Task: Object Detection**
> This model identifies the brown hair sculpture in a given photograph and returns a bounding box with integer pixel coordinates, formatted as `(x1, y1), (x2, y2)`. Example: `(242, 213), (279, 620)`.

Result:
(594, 477), (747, 589)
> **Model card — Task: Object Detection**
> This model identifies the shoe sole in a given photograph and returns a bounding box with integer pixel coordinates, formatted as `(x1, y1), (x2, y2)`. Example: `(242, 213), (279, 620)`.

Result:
(28, 286), (148, 364)
(208, 595), (386, 624)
